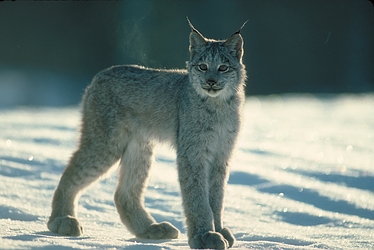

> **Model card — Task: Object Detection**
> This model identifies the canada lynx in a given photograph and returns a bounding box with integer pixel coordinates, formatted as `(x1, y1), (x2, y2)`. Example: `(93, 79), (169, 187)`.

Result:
(48, 20), (246, 249)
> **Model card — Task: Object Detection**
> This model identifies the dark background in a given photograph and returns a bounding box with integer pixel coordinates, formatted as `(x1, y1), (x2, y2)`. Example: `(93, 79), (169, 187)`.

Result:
(0, 0), (373, 106)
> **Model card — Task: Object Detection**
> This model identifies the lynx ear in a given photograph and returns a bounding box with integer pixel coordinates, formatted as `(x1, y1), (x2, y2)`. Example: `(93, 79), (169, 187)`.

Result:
(187, 17), (207, 58)
(224, 32), (244, 61)
(224, 20), (247, 61)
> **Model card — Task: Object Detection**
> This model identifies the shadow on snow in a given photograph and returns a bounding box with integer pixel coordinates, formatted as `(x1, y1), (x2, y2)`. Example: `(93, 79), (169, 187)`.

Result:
(229, 171), (374, 221)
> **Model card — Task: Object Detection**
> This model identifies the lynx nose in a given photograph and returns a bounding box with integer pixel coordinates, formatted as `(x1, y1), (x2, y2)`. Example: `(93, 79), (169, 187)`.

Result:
(206, 79), (217, 86)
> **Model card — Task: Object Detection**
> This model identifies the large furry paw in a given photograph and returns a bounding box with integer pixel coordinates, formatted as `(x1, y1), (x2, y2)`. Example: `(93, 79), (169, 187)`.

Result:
(189, 231), (229, 249)
(47, 215), (83, 236)
(219, 227), (235, 248)
(136, 222), (180, 240)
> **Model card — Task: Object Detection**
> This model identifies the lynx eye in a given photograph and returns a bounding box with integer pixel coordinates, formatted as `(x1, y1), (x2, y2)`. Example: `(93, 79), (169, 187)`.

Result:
(198, 64), (208, 71)
(218, 65), (229, 72)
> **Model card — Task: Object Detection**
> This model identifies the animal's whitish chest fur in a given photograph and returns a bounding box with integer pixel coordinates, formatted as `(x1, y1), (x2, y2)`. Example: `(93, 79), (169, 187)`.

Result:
(211, 110), (238, 144)
(178, 98), (240, 164)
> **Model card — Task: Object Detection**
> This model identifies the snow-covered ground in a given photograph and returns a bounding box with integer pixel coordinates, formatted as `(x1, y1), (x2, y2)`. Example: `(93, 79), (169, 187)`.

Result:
(1, 94), (373, 249)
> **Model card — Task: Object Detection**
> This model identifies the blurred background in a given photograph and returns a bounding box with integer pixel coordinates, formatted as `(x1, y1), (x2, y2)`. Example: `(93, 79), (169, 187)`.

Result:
(0, 0), (373, 107)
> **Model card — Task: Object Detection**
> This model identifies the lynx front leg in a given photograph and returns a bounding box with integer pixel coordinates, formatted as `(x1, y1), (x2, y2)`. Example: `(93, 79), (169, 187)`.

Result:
(209, 161), (235, 248)
(177, 154), (230, 250)
(115, 139), (179, 240)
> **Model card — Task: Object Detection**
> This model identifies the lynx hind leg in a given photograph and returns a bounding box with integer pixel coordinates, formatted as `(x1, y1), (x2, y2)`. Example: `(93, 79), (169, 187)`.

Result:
(48, 144), (120, 236)
(114, 139), (180, 240)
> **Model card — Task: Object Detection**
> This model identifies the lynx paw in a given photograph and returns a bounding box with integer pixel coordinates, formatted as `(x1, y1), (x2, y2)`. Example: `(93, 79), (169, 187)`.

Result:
(47, 215), (83, 236)
(136, 222), (180, 239)
(219, 227), (235, 248)
(189, 231), (229, 249)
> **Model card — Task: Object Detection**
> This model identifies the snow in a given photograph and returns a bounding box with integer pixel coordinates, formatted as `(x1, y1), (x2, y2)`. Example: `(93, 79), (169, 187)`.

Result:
(1, 94), (374, 249)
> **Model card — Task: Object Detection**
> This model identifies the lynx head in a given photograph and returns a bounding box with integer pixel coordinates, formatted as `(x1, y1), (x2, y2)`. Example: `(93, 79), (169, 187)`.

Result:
(187, 19), (247, 100)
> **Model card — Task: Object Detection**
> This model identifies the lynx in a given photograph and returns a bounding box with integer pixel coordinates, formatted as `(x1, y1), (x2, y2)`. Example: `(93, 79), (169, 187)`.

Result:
(48, 20), (246, 249)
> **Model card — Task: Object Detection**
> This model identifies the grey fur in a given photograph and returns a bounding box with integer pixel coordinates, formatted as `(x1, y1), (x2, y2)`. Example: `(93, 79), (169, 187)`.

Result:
(48, 22), (246, 249)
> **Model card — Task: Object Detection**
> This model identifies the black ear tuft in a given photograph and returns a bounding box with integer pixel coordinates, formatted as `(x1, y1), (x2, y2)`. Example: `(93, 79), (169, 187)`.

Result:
(236, 19), (249, 34)
(186, 17), (198, 33)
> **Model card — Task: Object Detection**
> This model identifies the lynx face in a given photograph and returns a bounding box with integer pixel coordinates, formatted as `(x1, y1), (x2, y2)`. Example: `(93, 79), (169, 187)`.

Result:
(188, 27), (245, 100)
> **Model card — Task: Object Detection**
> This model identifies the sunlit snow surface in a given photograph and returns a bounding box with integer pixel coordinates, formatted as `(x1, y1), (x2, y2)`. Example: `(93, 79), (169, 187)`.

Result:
(1, 94), (373, 249)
